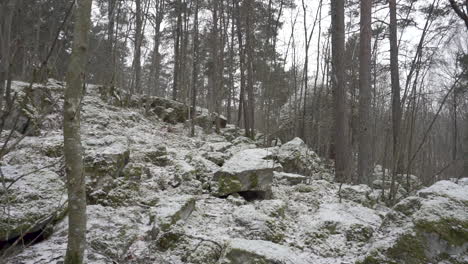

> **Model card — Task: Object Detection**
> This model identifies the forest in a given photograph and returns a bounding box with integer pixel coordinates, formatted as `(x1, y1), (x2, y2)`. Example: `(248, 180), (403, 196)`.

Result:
(0, 0), (467, 263)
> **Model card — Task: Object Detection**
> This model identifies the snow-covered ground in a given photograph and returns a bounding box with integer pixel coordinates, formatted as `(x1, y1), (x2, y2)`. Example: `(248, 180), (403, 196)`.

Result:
(1, 80), (467, 264)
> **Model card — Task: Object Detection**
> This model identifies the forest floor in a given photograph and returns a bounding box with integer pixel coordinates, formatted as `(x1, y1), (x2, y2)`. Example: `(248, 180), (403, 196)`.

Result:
(0, 80), (467, 264)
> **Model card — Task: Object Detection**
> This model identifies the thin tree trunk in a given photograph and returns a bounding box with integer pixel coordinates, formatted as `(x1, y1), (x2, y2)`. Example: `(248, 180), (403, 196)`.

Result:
(172, 0), (182, 100)
(191, 0), (199, 137)
(63, 0), (93, 263)
(133, 0), (143, 94)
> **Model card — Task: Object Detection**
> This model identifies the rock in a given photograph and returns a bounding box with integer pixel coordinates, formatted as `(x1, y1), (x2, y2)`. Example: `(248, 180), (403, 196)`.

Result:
(150, 195), (196, 231)
(359, 179), (468, 264)
(0, 165), (67, 242)
(140, 145), (171, 166)
(203, 151), (231, 166)
(187, 241), (223, 264)
(191, 109), (228, 132)
(340, 184), (373, 207)
(84, 136), (130, 180)
(233, 205), (285, 243)
(219, 239), (312, 264)
(276, 137), (320, 176)
(273, 171), (307, 186)
(212, 148), (282, 197)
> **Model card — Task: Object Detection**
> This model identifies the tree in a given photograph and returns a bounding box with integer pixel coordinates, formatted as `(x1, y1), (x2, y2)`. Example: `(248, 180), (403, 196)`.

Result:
(191, 0), (200, 137)
(331, 0), (350, 183)
(0, 0), (20, 111)
(389, 0), (402, 200)
(358, 0), (372, 184)
(63, 0), (93, 263)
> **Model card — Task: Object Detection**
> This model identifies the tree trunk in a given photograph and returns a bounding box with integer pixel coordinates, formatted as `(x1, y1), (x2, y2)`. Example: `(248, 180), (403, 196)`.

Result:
(0, 0), (18, 112)
(389, 0), (402, 200)
(191, 0), (199, 137)
(133, 0), (143, 94)
(63, 0), (93, 263)
(331, 0), (350, 183)
(245, 0), (255, 138)
(357, 0), (372, 184)
(172, 0), (182, 100)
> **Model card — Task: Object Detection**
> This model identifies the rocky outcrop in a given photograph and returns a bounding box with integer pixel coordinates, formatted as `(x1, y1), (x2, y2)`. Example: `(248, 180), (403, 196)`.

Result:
(0, 165), (66, 243)
(212, 148), (282, 197)
(359, 180), (468, 264)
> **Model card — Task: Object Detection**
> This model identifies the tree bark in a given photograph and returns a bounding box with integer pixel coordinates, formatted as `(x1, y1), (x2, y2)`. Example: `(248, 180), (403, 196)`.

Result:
(358, 0), (372, 184)
(0, 0), (18, 112)
(389, 0), (402, 200)
(191, 0), (199, 137)
(331, 0), (350, 183)
(172, 0), (182, 100)
(63, 0), (93, 263)
(133, 0), (143, 94)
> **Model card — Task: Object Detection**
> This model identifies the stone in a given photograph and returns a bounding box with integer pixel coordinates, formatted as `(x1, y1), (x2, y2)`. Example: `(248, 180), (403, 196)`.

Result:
(0, 165), (67, 242)
(219, 239), (312, 264)
(150, 195), (196, 231)
(273, 171), (307, 186)
(212, 148), (282, 197)
(276, 137), (320, 176)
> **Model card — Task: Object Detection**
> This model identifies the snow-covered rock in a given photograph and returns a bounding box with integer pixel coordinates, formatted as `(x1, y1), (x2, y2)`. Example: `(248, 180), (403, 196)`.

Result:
(276, 137), (322, 177)
(0, 165), (66, 242)
(212, 148), (282, 197)
(359, 178), (468, 264)
(219, 239), (313, 264)
(273, 171), (307, 186)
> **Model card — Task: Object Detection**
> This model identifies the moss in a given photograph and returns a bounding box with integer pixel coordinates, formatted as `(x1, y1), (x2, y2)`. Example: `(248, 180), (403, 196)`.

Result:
(249, 173), (259, 189)
(387, 233), (428, 264)
(157, 231), (183, 251)
(218, 175), (243, 196)
(415, 218), (468, 247)
(357, 255), (385, 264)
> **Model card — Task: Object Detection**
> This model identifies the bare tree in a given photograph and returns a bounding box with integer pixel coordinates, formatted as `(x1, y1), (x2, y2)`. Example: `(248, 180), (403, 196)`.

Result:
(389, 0), (402, 200)
(63, 0), (93, 263)
(358, 0), (373, 184)
(331, 0), (350, 183)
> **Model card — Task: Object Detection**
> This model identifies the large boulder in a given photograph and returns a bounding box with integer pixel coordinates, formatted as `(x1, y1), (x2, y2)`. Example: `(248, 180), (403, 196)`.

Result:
(276, 137), (321, 176)
(0, 165), (66, 243)
(212, 148), (282, 197)
(359, 179), (468, 264)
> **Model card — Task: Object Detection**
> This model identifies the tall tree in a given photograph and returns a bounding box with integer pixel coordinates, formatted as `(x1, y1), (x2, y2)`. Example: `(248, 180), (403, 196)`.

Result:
(389, 0), (402, 199)
(0, 0), (19, 111)
(358, 0), (372, 184)
(172, 0), (183, 100)
(191, 0), (200, 137)
(63, 0), (93, 263)
(331, 0), (350, 183)
(133, 0), (143, 94)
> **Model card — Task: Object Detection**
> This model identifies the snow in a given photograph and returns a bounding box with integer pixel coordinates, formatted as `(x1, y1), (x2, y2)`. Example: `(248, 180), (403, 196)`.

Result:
(3, 80), (468, 264)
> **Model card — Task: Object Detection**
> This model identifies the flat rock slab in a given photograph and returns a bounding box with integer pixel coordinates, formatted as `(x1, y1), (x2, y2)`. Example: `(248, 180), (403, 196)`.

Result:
(219, 239), (313, 264)
(212, 148), (282, 197)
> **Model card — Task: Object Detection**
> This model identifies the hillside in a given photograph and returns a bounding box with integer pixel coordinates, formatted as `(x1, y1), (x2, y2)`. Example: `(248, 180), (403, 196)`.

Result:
(0, 80), (467, 264)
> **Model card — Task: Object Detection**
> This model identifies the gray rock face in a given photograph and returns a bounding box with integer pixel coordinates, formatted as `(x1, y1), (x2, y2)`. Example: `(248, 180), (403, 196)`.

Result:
(212, 148), (282, 197)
